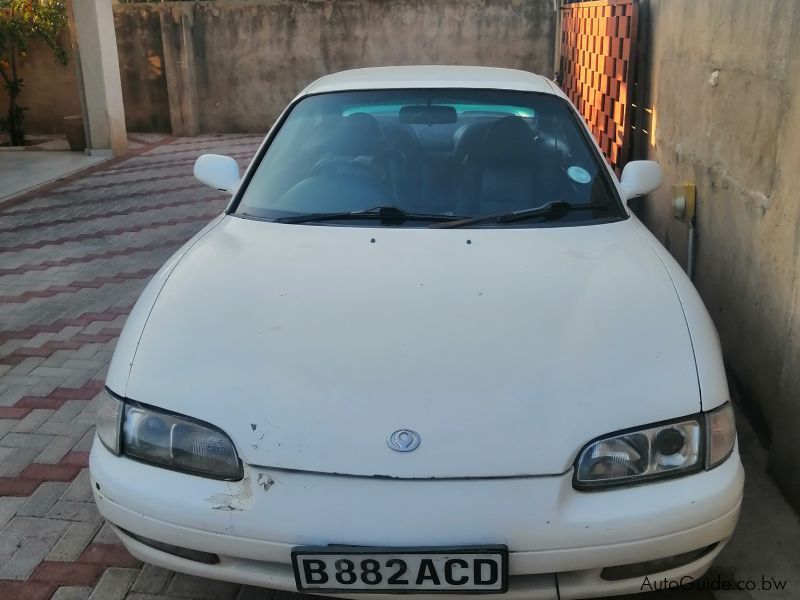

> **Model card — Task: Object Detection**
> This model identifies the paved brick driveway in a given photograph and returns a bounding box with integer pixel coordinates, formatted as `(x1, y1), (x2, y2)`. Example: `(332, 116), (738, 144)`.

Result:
(0, 135), (731, 600)
(0, 134), (303, 600)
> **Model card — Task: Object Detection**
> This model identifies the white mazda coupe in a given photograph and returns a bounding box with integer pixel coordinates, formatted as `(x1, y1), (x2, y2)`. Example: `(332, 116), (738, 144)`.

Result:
(90, 66), (743, 599)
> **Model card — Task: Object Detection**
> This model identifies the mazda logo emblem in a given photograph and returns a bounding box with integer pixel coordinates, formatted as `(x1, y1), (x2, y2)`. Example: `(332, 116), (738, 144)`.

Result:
(387, 429), (420, 452)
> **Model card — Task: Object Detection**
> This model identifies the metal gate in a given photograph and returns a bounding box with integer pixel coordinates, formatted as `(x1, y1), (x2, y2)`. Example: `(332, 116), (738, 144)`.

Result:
(558, 0), (638, 172)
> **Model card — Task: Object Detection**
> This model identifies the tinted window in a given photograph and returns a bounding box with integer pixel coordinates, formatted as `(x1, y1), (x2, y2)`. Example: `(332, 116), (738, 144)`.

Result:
(236, 89), (623, 227)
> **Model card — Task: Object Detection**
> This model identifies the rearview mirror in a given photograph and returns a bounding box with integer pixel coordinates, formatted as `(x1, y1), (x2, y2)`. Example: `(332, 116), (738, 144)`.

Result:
(619, 160), (663, 203)
(399, 105), (458, 125)
(193, 154), (240, 193)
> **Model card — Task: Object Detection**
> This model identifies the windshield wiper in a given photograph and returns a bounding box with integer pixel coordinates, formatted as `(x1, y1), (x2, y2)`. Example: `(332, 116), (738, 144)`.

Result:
(273, 206), (463, 225)
(431, 201), (612, 229)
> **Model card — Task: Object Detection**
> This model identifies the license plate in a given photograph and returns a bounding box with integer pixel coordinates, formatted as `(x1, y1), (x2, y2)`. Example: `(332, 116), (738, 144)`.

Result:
(292, 545), (508, 594)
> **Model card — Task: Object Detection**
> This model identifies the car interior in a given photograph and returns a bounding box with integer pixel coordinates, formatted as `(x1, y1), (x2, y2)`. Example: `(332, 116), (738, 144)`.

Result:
(238, 91), (619, 222)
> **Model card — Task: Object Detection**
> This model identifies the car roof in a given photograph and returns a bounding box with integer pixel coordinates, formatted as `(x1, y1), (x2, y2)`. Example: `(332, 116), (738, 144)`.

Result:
(301, 66), (558, 96)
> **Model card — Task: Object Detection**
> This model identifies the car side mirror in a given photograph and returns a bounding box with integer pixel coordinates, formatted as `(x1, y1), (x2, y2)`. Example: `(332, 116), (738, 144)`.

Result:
(193, 154), (240, 194)
(619, 160), (663, 203)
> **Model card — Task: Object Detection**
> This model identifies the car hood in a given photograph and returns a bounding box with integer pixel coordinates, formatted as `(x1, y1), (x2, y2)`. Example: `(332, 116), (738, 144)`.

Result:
(123, 216), (700, 478)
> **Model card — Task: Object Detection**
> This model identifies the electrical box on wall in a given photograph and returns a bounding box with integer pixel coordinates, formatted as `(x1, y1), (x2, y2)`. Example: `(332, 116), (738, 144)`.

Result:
(672, 182), (696, 222)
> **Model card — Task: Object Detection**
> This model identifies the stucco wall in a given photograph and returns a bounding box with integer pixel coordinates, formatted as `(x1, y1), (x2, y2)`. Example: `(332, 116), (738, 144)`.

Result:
(13, 0), (556, 136)
(633, 0), (800, 507)
(155, 0), (556, 133)
(114, 6), (171, 132)
(1, 34), (81, 137)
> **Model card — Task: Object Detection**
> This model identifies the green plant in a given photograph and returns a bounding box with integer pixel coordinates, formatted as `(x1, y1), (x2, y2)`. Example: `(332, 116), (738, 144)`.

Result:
(0, 0), (68, 146)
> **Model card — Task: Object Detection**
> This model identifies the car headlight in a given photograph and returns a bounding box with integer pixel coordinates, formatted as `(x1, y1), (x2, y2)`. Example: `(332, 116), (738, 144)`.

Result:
(96, 389), (243, 480)
(574, 402), (736, 490)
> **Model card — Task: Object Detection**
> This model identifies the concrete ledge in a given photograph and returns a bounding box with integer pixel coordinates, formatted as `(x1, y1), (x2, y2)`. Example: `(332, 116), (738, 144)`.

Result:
(0, 152), (109, 202)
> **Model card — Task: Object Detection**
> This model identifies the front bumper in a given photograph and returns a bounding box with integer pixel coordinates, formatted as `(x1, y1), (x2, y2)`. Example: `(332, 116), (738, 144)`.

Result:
(90, 437), (743, 599)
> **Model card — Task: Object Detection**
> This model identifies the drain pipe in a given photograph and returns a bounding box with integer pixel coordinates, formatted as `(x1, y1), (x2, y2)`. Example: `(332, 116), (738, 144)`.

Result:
(686, 215), (696, 280)
(672, 183), (697, 280)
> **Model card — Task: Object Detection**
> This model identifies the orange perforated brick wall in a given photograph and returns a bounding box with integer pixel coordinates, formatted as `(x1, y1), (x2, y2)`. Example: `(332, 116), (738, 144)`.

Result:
(559, 0), (638, 172)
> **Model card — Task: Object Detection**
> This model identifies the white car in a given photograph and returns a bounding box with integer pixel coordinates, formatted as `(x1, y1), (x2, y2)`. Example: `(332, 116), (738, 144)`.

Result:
(90, 66), (743, 599)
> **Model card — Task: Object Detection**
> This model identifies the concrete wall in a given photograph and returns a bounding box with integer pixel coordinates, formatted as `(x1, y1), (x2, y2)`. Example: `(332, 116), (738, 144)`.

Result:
(155, 0), (556, 133)
(633, 0), (800, 508)
(114, 6), (171, 132)
(15, 0), (556, 135)
(1, 34), (81, 136)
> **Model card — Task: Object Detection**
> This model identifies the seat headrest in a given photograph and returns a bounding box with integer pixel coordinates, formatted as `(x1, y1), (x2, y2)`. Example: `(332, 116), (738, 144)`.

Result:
(380, 120), (420, 152)
(332, 112), (386, 157)
(480, 116), (537, 158)
(453, 120), (492, 163)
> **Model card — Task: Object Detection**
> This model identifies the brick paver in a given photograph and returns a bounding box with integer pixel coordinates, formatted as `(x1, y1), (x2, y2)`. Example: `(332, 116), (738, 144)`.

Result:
(0, 134), (307, 600)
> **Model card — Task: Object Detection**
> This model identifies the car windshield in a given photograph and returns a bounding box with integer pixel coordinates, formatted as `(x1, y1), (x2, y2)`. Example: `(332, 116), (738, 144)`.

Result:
(235, 89), (624, 227)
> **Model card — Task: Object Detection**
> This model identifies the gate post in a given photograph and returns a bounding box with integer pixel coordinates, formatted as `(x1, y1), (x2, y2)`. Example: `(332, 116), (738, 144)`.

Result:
(68, 0), (128, 156)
